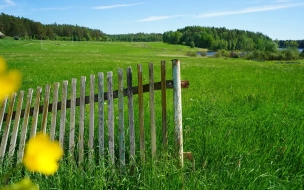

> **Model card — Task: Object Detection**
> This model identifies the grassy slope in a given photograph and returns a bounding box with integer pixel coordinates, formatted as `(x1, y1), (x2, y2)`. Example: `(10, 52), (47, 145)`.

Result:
(1, 38), (304, 189)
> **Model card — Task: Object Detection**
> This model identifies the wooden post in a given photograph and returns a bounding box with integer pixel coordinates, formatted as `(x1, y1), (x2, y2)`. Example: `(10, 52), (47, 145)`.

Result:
(41, 84), (50, 133)
(0, 93), (16, 159)
(30, 87), (42, 137)
(79, 76), (86, 163)
(8, 91), (24, 157)
(69, 78), (77, 152)
(172, 59), (184, 167)
(50, 82), (59, 141)
(107, 71), (115, 165)
(17, 89), (33, 163)
(89, 75), (95, 161)
(0, 97), (8, 132)
(98, 72), (105, 158)
(149, 63), (156, 158)
(161, 61), (168, 153)
(127, 67), (135, 163)
(138, 64), (145, 163)
(59, 81), (68, 147)
(118, 69), (125, 168)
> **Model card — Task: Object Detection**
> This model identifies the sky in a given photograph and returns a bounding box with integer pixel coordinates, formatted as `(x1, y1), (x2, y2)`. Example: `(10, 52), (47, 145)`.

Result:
(0, 0), (303, 40)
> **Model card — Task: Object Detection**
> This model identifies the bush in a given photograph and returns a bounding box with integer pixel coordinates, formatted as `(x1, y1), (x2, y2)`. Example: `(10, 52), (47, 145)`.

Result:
(186, 51), (197, 57)
(214, 49), (231, 58)
(198, 51), (207, 56)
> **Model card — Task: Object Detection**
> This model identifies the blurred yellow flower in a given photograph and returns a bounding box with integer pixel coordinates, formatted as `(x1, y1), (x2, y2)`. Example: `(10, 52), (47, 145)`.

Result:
(0, 56), (21, 102)
(23, 133), (63, 175)
(1, 177), (39, 190)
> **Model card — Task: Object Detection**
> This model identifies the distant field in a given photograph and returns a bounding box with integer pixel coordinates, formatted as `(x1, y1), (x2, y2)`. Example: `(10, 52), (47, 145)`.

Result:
(1, 38), (304, 189)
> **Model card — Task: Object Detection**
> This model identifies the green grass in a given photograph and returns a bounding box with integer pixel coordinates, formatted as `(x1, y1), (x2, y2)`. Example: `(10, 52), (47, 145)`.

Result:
(1, 38), (304, 189)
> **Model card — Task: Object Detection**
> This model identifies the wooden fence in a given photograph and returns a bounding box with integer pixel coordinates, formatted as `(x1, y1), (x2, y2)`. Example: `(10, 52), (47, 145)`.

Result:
(0, 59), (188, 168)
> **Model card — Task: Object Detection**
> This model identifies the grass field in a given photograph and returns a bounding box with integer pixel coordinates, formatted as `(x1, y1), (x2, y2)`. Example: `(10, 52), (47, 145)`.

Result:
(1, 38), (304, 189)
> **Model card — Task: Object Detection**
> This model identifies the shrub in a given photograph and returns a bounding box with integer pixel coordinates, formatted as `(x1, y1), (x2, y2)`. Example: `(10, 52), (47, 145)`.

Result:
(198, 51), (207, 56)
(186, 51), (197, 57)
(214, 49), (231, 58)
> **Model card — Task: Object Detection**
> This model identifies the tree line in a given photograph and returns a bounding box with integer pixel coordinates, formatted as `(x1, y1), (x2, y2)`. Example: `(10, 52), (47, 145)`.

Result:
(0, 13), (162, 42)
(163, 26), (280, 51)
(278, 40), (304, 49)
(0, 13), (106, 41)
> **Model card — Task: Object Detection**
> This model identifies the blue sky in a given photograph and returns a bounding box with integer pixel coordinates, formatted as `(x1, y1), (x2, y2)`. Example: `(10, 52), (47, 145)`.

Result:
(1, 0), (303, 40)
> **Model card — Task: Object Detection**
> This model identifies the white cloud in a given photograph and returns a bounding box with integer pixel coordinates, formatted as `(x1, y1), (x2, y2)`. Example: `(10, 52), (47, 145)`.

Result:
(93, 2), (143, 10)
(0, 0), (15, 9)
(197, 3), (304, 18)
(34, 7), (72, 11)
(3, 0), (15, 6)
(137, 15), (185, 22)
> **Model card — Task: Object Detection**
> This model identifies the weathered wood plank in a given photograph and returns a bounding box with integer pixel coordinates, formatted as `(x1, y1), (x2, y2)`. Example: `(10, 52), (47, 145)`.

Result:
(0, 97), (8, 132)
(118, 68), (125, 167)
(149, 63), (156, 158)
(161, 61), (168, 151)
(172, 59), (184, 167)
(41, 84), (51, 133)
(30, 87), (42, 137)
(59, 80), (68, 147)
(79, 76), (86, 163)
(69, 78), (76, 152)
(98, 72), (104, 158)
(107, 71), (115, 165)
(0, 93), (16, 159)
(89, 74), (95, 161)
(138, 64), (145, 163)
(127, 67), (135, 162)
(50, 82), (59, 141)
(8, 91), (24, 157)
(17, 89), (33, 163)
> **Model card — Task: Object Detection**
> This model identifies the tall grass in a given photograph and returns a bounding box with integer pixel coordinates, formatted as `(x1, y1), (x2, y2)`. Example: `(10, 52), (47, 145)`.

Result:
(1, 38), (304, 189)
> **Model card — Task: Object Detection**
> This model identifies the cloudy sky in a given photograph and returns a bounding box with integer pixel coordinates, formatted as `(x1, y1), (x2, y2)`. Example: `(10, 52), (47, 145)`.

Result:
(1, 0), (303, 40)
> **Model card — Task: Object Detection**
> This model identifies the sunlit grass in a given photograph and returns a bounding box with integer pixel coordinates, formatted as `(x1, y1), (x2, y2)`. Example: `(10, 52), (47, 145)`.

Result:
(1, 38), (304, 188)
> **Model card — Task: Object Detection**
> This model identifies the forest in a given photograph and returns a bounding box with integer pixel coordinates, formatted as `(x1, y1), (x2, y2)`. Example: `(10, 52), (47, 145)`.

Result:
(163, 26), (304, 50)
(0, 13), (162, 42)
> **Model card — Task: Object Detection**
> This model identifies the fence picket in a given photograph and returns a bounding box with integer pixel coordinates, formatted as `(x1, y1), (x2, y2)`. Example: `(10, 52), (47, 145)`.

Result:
(127, 67), (135, 163)
(59, 81), (68, 147)
(41, 84), (50, 133)
(79, 76), (86, 163)
(89, 75), (95, 161)
(149, 63), (156, 158)
(138, 64), (145, 163)
(30, 87), (42, 137)
(50, 83), (59, 141)
(107, 72), (115, 165)
(118, 69), (125, 167)
(8, 91), (24, 157)
(0, 93), (16, 159)
(0, 97), (8, 132)
(161, 61), (168, 152)
(98, 72), (104, 158)
(172, 59), (184, 167)
(17, 89), (33, 163)
(69, 78), (77, 152)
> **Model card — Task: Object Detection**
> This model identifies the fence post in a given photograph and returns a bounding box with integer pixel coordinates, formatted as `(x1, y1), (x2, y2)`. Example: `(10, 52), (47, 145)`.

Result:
(172, 59), (184, 167)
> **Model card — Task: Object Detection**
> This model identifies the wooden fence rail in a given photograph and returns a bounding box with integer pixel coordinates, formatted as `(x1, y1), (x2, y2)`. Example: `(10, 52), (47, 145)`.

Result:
(0, 60), (188, 168)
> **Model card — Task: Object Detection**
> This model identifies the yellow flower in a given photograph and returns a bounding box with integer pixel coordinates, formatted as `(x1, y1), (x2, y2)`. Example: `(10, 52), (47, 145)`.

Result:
(0, 56), (21, 102)
(1, 177), (39, 190)
(23, 133), (63, 175)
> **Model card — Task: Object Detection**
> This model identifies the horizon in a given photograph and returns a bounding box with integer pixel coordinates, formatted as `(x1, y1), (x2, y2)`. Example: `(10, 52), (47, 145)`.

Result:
(0, 0), (303, 41)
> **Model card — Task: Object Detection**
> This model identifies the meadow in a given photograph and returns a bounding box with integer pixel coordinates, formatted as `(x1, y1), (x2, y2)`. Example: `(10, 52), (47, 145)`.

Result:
(1, 38), (304, 189)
